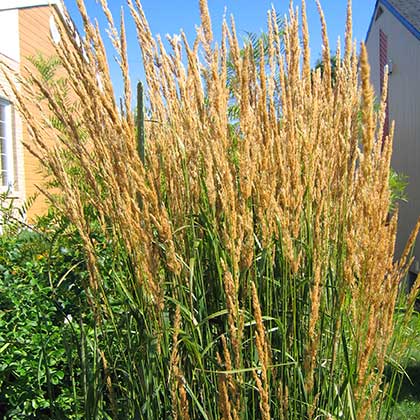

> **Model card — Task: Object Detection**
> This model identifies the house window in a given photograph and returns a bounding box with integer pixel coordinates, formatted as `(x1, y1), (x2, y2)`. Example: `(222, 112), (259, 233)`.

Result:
(49, 15), (61, 45)
(0, 99), (14, 190)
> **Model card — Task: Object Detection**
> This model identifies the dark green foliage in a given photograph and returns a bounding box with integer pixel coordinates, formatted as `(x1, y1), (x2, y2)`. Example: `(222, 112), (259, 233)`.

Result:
(389, 168), (408, 213)
(313, 54), (339, 84)
(0, 212), (91, 419)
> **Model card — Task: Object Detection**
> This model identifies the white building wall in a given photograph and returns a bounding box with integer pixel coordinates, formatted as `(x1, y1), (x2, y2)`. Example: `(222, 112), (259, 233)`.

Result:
(367, 5), (420, 267)
(0, 9), (25, 210)
(0, 9), (20, 62)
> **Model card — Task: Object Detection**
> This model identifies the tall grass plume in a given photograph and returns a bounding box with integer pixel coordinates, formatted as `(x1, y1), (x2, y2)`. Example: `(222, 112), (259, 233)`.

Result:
(2, 0), (419, 418)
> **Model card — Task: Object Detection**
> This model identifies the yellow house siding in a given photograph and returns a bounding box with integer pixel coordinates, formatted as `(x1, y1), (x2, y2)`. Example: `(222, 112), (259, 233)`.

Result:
(19, 5), (58, 219)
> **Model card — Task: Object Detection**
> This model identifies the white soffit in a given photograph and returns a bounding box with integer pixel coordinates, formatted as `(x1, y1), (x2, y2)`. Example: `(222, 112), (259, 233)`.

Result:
(0, 1), (62, 12)
(0, 9), (20, 62)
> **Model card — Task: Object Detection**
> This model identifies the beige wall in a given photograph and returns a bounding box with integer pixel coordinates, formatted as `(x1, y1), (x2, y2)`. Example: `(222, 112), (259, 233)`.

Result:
(367, 5), (420, 268)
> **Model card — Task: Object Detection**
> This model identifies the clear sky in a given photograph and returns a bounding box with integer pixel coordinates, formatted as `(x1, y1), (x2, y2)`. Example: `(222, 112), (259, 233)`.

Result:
(63, 0), (378, 102)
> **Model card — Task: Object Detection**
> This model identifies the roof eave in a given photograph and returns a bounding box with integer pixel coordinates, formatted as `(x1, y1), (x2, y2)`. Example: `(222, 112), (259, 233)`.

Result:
(366, 0), (420, 43)
(0, 1), (62, 12)
(365, 0), (380, 44)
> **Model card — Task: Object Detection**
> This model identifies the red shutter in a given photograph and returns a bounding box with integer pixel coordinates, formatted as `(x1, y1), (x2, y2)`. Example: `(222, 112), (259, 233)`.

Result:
(379, 29), (389, 139)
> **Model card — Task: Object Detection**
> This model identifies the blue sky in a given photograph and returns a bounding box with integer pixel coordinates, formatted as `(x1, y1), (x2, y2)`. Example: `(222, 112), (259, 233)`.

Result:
(63, 0), (377, 102)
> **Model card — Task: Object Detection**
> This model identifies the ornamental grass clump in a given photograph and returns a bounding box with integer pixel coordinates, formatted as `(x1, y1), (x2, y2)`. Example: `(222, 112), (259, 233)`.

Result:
(3, 0), (420, 418)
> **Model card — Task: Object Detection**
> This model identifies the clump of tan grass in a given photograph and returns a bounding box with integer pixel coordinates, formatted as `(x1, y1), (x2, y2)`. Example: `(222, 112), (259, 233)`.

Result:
(3, 0), (420, 418)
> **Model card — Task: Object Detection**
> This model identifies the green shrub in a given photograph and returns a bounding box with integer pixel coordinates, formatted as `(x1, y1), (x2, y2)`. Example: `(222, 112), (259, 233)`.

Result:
(0, 214), (91, 419)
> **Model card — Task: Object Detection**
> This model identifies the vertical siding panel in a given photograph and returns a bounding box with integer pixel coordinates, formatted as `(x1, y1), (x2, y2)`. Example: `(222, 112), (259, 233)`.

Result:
(367, 6), (420, 266)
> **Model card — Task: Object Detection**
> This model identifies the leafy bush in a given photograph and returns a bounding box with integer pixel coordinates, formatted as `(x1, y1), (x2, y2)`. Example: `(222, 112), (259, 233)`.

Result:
(0, 213), (91, 419)
(390, 168), (408, 213)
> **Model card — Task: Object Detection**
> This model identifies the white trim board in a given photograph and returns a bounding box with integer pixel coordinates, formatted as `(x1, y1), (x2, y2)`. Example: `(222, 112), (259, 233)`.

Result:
(0, 1), (62, 12)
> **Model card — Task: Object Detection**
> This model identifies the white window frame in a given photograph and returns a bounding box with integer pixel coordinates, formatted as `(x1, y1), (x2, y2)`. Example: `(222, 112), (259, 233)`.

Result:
(0, 98), (14, 192)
